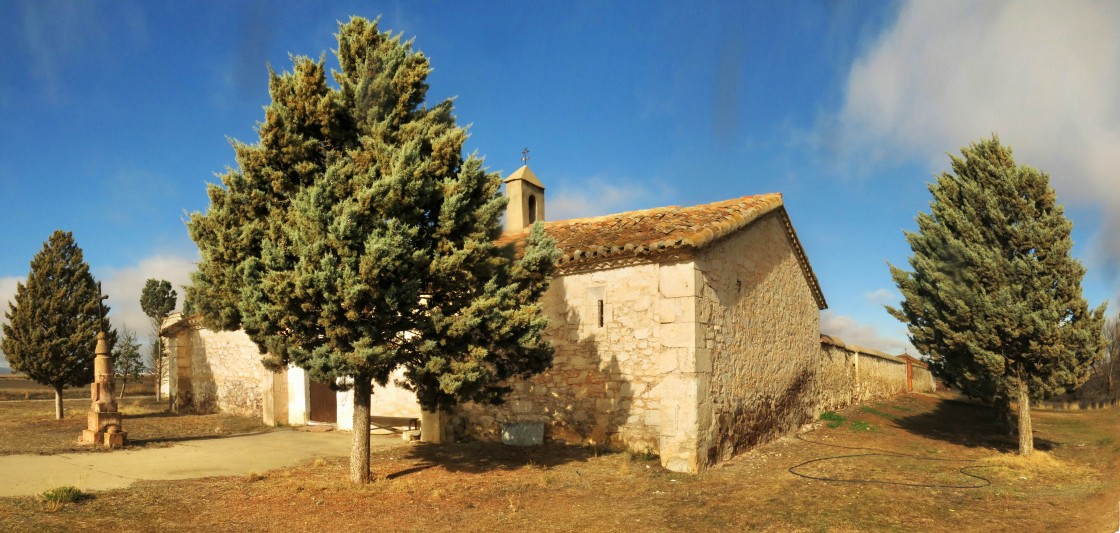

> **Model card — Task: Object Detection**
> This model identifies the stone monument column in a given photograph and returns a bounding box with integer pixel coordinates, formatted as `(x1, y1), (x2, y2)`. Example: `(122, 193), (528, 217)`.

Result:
(79, 331), (127, 447)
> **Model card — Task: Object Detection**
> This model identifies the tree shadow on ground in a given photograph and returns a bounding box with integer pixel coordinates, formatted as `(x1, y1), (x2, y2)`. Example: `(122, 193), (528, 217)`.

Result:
(894, 396), (1054, 453)
(126, 428), (275, 446)
(397, 441), (602, 475)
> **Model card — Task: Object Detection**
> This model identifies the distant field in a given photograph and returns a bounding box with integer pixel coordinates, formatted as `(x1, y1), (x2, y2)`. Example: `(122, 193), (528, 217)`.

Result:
(0, 375), (156, 401)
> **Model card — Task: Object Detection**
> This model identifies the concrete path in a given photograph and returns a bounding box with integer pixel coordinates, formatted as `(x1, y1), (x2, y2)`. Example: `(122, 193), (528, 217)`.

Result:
(0, 429), (403, 497)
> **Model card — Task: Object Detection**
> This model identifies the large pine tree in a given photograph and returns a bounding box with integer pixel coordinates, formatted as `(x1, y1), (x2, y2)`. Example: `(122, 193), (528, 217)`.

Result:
(2, 230), (114, 419)
(889, 137), (1105, 455)
(188, 17), (558, 484)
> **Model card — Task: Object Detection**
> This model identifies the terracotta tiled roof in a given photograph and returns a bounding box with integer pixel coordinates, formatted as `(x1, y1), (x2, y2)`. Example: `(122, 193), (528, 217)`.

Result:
(500, 193), (827, 309)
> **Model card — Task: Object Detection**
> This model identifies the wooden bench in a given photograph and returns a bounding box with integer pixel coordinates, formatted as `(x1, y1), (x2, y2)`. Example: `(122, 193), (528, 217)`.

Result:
(369, 416), (420, 434)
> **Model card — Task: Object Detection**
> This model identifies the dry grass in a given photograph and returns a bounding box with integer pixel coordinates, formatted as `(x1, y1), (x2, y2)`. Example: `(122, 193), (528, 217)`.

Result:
(0, 393), (1117, 532)
(0, 375), (155, 401)
(0, 396), (269, 456)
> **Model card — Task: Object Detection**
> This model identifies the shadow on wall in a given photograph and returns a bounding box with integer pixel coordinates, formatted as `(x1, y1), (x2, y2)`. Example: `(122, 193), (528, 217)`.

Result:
(707, 367), (815, 464)
(536, 287), (636, 450)
(894, 397), (1054, 453)
(454, 280), (638, 456)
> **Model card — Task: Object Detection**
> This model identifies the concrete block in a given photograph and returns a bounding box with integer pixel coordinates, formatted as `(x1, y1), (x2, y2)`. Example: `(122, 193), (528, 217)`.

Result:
(501, 422), (543, 446)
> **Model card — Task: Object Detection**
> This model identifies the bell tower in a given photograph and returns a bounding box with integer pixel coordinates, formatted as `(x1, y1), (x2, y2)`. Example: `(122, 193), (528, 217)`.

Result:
(503, 151), (545, 233)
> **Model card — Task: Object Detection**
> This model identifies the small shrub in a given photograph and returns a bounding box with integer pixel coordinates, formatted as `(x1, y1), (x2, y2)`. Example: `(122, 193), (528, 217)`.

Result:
(41, 486), (89, 504)
(820, 411), (845, 428)
(849, 420), (872, 431)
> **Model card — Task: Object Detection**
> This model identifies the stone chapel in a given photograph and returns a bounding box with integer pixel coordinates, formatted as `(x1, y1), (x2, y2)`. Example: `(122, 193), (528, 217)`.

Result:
(163, 165), (830, 473)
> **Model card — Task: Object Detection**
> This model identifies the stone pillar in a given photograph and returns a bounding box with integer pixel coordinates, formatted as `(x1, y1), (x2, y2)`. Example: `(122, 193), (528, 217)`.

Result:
(420, 410), (445, 443)
(79, 332), (127, 447)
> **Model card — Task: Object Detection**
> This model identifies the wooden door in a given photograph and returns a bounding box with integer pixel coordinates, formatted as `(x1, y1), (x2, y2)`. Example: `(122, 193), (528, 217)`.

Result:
(906, 361), (914, 392)
(309, 379), (337, 423)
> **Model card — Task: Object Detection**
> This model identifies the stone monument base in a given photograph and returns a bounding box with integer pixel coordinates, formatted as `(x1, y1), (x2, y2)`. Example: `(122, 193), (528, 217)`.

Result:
(80, 429), (127, 447)
(79, 411), (126, 448)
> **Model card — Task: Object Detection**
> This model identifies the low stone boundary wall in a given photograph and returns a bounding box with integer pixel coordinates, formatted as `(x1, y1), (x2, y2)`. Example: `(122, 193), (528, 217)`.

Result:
(817, 335), (934, 414)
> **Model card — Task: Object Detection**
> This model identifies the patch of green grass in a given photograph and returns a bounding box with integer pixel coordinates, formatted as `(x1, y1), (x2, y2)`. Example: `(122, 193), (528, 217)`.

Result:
(820, 411), (845, 428)
(41, 486), (89, 504)
(849, 420), (872, 431)
(859, 406), (899, 421)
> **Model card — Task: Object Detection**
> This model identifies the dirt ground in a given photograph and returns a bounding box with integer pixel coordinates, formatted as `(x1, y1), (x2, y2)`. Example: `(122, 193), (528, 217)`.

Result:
(0, 393), (1117, 532)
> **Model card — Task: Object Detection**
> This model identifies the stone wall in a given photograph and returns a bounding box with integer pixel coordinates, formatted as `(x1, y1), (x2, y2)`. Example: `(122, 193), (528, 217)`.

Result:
(817, 340), (857, 414)
(856, 351), (908, 401)
(164, 315), (271, 419)
(910, 364), (936, 394)
(456, 260), (686, 460)
(696, 212), (822, 468)
(164, 314), (422, 428)
(337, 368), (422, 431)
(817, 336), (935, 413)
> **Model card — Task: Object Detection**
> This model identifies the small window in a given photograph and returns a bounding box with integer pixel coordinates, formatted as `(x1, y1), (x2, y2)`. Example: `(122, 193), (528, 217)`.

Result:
(527, 195), (537, 223)
(598, 299), (604, 328)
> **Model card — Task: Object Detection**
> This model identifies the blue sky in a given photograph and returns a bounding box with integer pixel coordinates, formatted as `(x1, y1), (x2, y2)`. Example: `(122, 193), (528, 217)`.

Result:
(2, 1), (1119, 367)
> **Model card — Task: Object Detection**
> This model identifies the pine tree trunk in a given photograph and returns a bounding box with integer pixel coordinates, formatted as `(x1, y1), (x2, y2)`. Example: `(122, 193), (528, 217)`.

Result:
(118, 376), (128, 400)
(349, 374), (372, 484)
(54, 386), (64, 420)
(1017, 378), (1034, 456)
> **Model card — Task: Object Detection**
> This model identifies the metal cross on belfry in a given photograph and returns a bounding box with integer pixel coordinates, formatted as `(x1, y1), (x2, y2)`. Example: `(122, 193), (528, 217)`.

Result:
(521, 147), (530, 164)
(96, 282), (108, 334)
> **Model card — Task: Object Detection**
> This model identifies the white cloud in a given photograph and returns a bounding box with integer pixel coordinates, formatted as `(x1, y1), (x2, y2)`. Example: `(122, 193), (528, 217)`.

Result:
(0, 254), (195, 368)
(548, 178), (673, 220)
(97, 255), (196, 344)
(864, 288), (897, 305)
(833, 0), (1120, 269)
(821, 310), (917, 356)
(0, 276), (22, 368)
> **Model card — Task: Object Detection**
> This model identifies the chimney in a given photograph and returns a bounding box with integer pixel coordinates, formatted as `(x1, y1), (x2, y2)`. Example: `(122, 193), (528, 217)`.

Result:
(503, 165), (545, 233)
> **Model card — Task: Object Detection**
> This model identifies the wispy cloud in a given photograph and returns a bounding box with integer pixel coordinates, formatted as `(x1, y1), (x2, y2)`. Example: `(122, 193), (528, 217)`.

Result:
(821, 310), (917, 356)
(16, 2), (146, 104)
(547, 177), (674, 220)
(864, 288), (897, 306)
(830, 0), (1120, 275)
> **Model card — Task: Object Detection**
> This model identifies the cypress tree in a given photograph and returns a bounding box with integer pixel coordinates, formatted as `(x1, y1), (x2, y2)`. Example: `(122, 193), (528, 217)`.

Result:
(888, 137), (1105, 455)
(140, 278), (177, 399)
(113, 326), (144, 400)
(2, 231), (114, 419)
(188, 17), (558, 484)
